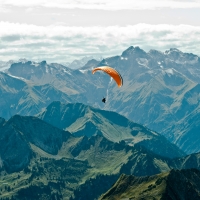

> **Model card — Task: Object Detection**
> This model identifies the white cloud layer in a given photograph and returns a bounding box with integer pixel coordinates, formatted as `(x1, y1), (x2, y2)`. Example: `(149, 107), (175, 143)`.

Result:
(2, 0), (200, 10)
(0, 22), (200, 62)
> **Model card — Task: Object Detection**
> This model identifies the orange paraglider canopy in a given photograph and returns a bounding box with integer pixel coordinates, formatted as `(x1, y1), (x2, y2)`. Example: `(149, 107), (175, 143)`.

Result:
(92, 66), (123, 87)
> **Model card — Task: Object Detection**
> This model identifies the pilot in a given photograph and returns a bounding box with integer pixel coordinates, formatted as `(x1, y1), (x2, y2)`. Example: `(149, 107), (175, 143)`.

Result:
(102, 97), (106, 103)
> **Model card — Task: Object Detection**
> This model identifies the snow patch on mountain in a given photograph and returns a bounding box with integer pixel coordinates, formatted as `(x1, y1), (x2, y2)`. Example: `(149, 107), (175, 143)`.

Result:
(79, 69), (89, 73)
(31, 61), (39, 67)
(7, 73), (26, 81)
(63, 68), (72, 75)
(120, 56), (128, 60)
(165, 68), (174, 75)
(136, 58), (149, 68)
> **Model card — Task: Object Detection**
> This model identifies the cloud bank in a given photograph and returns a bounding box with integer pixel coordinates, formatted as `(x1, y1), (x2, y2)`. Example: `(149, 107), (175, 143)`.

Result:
(0, 22), (200, 62)
(2, 0), (200, 10)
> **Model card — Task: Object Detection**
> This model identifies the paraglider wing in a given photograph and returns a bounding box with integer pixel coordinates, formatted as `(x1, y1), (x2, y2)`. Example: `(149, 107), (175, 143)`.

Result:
(92, 66), (123, 87)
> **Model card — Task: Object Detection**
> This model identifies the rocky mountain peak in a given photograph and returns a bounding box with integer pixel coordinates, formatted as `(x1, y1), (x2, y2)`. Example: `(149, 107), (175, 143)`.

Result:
(79, 59), (100, 70)
(38, 101), (91, 130)
(166, 48), (181, 53)
(40, 60), (47, 66)
(6, 114), (21, 125)
(121, 46), (146, 58)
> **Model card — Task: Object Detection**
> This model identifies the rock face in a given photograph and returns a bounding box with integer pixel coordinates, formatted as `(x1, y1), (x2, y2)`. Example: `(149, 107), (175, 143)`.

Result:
(164, 169), (200, 200)
(100, 169), (200, 200)
(37, 101), (185, 158)
(0, 117), (32, 172)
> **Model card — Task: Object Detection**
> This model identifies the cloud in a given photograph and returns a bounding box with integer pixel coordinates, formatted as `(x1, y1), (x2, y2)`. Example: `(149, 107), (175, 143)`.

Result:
(2, 0), (200, 10)
(0, 22), (200, 62)
(0, 4), (11, 12)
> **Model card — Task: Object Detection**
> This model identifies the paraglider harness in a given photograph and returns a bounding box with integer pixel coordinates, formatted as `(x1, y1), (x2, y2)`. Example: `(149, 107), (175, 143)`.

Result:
(102, 97), (106, 103)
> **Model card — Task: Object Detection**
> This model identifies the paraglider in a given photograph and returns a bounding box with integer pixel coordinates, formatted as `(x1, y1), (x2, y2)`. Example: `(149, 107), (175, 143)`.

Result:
(92, 66), (123, 87)
(92, 66), (123, 103)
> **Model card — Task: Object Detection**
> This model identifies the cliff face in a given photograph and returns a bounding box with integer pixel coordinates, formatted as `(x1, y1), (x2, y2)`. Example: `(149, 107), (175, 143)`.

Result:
(0, 118), (32, 172)
(100, 169), (200, 200)
(163, 169), (200, 200)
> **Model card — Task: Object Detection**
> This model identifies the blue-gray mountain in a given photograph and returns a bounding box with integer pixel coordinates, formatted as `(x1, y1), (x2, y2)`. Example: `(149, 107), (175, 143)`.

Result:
(0, 60), (15, 72)
(0, 46), (200, 154)
(37, 101), (185, 158)
(63, 56), (101, 69)
(0, 115), (71, 172)
(0, 71), (72, 119)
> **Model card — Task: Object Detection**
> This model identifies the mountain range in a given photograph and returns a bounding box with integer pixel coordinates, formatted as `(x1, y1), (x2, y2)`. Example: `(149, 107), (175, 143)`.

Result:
(1, 103), (200, 199)
(36, 101), (184, 158)
(0, 46), (200, 154)
(0, 102), (183, 173)
(1, 46), (200, 199)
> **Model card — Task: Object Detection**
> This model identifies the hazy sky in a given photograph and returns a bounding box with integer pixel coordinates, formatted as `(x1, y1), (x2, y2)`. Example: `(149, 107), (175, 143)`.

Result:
(0, 0), (200, 63)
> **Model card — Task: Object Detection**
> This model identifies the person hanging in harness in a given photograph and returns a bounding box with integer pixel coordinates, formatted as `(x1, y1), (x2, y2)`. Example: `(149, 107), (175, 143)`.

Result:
(102, 97), (106, 103)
